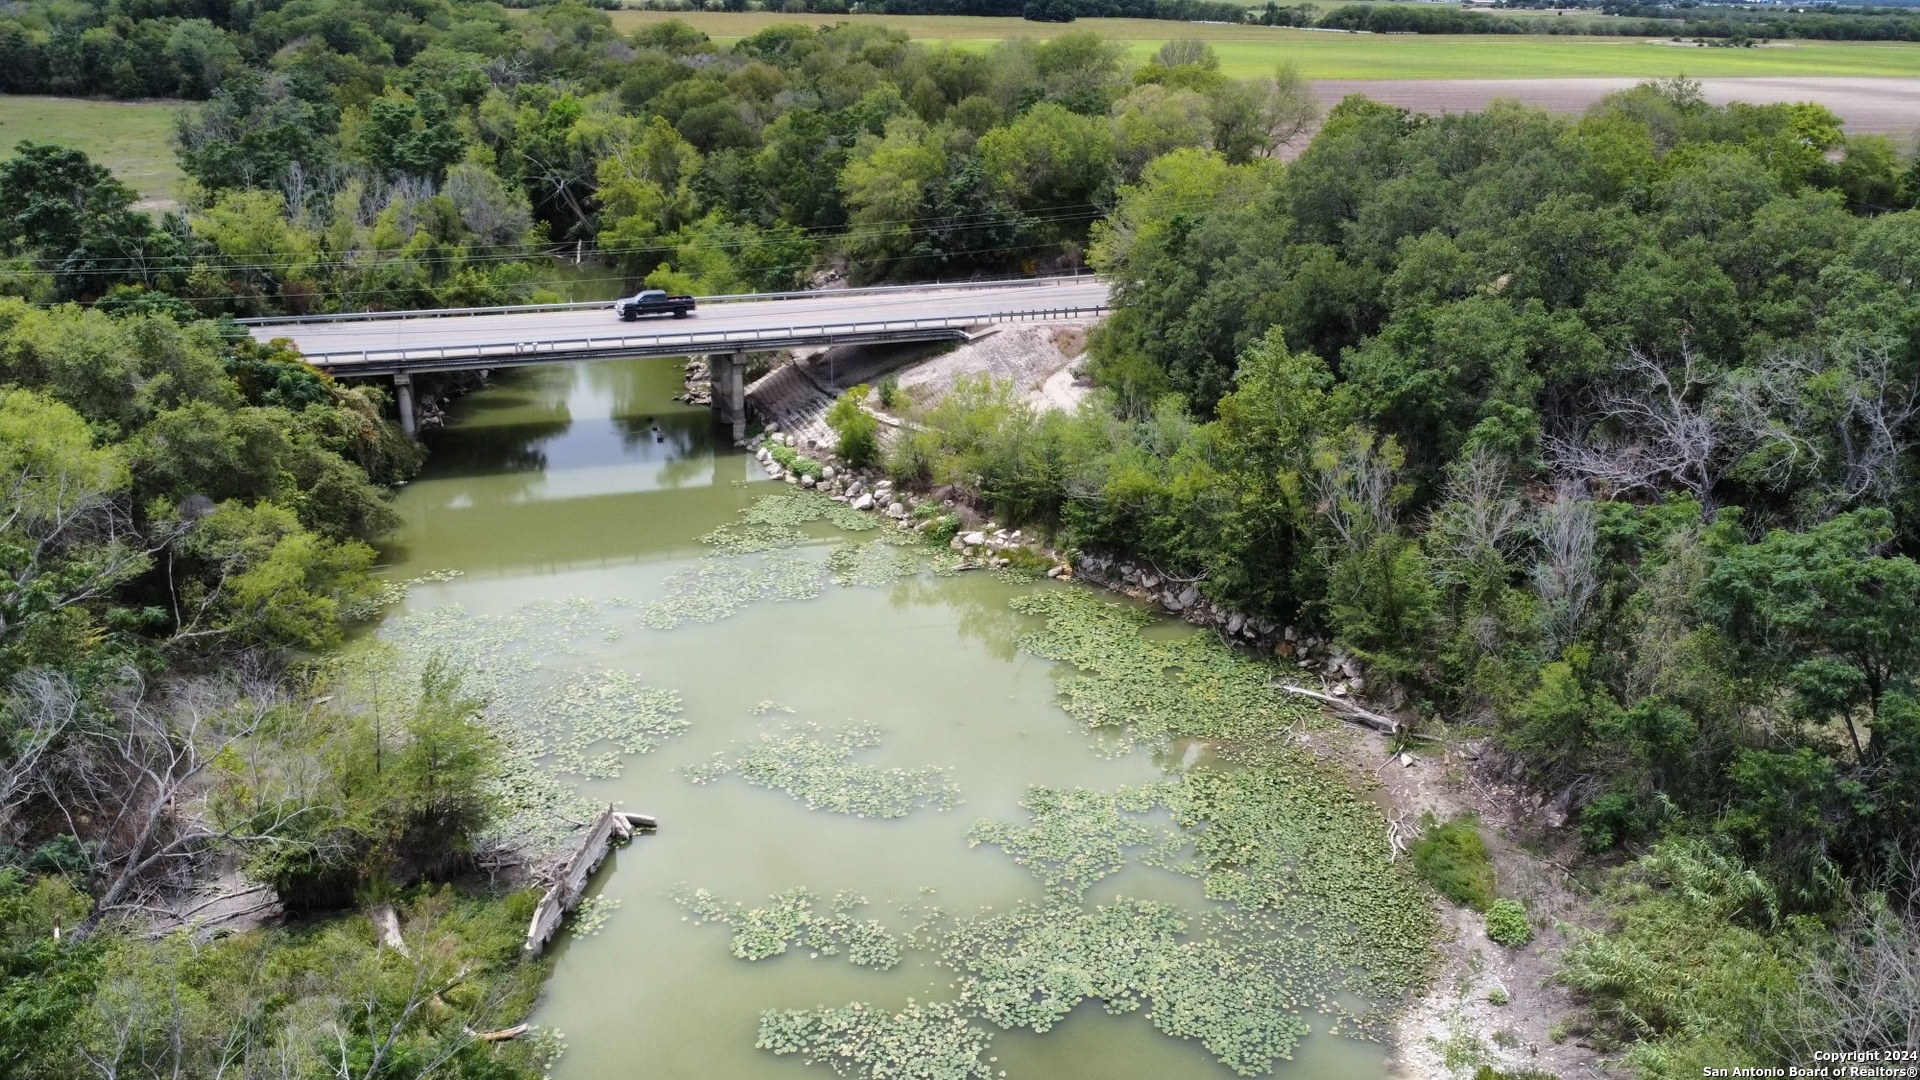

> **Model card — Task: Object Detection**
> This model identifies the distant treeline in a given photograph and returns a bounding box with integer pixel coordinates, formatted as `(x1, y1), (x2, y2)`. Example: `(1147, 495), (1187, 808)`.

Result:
(1258, 0), (1920, 40)
(658, 0), (1253, 22)
(3, 0), (1918, 100)
(631, 0), (1920, 34)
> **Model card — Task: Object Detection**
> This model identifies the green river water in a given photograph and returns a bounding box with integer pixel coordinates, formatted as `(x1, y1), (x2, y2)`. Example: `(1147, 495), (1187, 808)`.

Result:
(375, 358), (1397, 1080)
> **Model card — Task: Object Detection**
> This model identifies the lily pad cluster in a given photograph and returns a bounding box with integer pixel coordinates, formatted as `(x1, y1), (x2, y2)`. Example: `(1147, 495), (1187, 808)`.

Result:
(670, 886), (901, 969)
(757, 999), (994, 1080)
(647, 492), (950, 626)
(927, 896), (1316, 1071)
(1009, 589), (1299, 750)
(541, 671), (687, 779)
(703, 587), (1438, 1080)
(828, 507), (881, 531)
(965, 785), (1175, 894)
(569, 893), (621, 936)
(1001, 592), (1435, 1001)
(826, 541), (923, 588)
(686, 720), (960, 818)
(696, 492), (837, 553)
(698, 522), (808, 554)
(640, 548), (825, 629)
(347, 567), (468, 620)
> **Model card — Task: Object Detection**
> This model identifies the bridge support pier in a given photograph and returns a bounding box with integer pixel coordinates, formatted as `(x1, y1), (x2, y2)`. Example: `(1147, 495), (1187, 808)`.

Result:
(708, 350), (746, 445)
(393, 372), (417, 438)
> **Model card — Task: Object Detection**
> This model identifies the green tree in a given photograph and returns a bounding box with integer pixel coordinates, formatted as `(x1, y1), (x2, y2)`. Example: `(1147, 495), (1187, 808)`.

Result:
(0, 142), (139, 258)
(1697, 508), (1920, 763)
(358, 89), (467, 181)
(598, 115), (703, 276)
(840, 117), (947, 272)
(169, 501), (377, 650)
(1110, 84), (1213, 179)
(978, 103), (1115, 246)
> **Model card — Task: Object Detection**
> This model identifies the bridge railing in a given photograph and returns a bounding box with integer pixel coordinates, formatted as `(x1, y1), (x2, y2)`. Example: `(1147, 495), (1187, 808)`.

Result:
(300, 305), (1110, 370)
(241, 272), (1100, 328)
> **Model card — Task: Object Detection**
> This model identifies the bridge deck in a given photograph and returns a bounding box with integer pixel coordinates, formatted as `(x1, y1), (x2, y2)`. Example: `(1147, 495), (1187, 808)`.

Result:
(249, 280), (1111, 376)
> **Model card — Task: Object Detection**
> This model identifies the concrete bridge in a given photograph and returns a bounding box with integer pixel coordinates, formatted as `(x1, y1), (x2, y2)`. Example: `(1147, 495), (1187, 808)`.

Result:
(243, 277), (1110, 440)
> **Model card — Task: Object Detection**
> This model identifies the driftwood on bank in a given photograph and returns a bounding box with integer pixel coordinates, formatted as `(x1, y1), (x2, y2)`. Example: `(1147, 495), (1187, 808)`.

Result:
(1273, 684), (1401, 734)
(371, 904), (409, 956)
(472, 1023), (529, 1043)
(523, 807), (656, 956)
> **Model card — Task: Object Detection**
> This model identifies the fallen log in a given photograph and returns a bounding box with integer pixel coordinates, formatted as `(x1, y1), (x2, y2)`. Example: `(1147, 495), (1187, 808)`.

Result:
(524, 805), (657, 956)
(1273, 684), (1401, 734)
(473, 1024), (528, 1043)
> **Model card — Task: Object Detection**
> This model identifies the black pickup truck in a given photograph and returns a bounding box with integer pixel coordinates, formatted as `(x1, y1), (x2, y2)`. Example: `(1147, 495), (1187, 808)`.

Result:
(614, 289), (696, 321)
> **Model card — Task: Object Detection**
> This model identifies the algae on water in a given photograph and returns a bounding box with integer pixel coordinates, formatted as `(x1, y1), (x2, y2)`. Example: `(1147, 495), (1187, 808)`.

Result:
(965, 784), (1176, 894)
(700, 586), (1437, 1079)
(669, 886), (902, 970)
(641, 492), (942, 628)
(680, 719), (961, 818)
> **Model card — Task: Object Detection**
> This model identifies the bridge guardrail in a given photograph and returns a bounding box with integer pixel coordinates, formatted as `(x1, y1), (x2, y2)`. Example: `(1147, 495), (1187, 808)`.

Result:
(301, 305), (1110, 370)
(241, 273), (1100, 327)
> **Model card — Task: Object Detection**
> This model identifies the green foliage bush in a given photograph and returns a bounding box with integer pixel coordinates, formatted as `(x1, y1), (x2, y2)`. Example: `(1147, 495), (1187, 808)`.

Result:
(1409, 815), (1497, 911)
(1472, 1067), (1558, 1080)
(1557, 840), (1805, 1079)
(1484, 899), (1532, 948)
(887, 375), (1091, 529)
(767, 442), (822, 479)
(0, 870), (100, 1077)
(223, 656), (502, 911)
(826, 385), (881, 467)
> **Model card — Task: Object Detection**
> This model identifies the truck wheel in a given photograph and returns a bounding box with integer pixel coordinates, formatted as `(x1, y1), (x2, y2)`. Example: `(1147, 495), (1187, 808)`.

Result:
(673, 310), (688, 319)
(621, 312), (636, 322)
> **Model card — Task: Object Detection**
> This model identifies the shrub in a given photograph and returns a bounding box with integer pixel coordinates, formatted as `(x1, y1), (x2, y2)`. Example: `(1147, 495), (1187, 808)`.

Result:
(920, 512), (962, 544)
(826, 385), (881, 467)
(1556, 839), (1801, 1073)
(1485, 899), (1532, 947)
(1409, 814), (1497, 911)
(876, 375), (904, 411)
(892, 375), (1081, 529)
(1487, 987), (1510, 1006)
(768, 443), (822, 479)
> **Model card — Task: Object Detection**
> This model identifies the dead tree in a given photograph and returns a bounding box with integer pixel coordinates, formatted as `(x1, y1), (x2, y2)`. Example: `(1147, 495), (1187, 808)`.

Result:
(1314, 427), (1402, 551)
(66, 670), (321, 921)
(1775, 861), (1920, 1055)
(0, 669), (83, 846)
(1548, 343), (1720, 503)
(1426, 447), (1526, 587)
(1725, 343), (1918, 507)
(1532, 488), (1600, 655)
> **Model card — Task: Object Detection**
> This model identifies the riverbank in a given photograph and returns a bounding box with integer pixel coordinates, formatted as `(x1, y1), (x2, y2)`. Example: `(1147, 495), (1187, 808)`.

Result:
(749, 367), (1613, 1080)
(356, 354), (1475, 1080)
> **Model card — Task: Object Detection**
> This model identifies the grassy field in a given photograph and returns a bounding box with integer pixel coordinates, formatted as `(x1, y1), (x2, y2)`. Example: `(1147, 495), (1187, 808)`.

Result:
(0, 96), (186, 207)
(609, 10), (1920, 78)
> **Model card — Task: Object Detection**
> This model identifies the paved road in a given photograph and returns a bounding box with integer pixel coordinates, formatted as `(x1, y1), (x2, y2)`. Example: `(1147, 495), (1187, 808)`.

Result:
(1311, 77), (1920, 136)
(250, 279), (1111, 366)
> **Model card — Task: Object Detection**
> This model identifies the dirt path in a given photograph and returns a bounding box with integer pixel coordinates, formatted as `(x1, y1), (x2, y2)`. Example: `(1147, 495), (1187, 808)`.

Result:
(1314, 76), (1920, 135)
(1303, 721), (1609, 1080)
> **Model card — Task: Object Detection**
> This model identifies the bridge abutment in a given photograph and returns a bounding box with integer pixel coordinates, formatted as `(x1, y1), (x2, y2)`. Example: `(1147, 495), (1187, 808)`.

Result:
(393, 373), (417, 438)
(708, 350), (747, 445)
